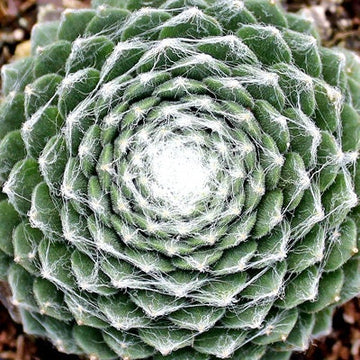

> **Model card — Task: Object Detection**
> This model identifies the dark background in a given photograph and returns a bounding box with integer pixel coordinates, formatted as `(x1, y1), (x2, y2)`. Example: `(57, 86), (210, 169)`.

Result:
(1, 0), (360, 359)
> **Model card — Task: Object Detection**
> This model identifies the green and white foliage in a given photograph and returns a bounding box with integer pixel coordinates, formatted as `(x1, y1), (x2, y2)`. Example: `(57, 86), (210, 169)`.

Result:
(1, 0), (360, 359)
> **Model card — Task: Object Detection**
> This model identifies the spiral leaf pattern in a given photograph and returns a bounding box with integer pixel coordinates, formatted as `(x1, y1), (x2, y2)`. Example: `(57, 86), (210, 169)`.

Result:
(1, 1), (360, 359)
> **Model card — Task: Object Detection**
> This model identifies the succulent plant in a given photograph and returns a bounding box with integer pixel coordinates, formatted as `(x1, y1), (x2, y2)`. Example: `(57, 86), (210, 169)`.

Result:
(1, 0), (360, 359)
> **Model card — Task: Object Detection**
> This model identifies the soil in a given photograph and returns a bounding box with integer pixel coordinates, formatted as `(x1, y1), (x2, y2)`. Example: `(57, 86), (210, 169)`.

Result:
(1, 0), (360, 359)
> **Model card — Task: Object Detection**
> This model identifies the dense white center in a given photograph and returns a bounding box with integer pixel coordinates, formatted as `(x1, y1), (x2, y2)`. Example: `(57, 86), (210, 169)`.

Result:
(147, 139), (212, 213)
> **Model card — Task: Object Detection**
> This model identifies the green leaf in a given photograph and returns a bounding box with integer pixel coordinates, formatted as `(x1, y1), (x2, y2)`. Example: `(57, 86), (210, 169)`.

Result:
(123, 72), (171, 103)
(30, 21), (60, 55)
(300, 268), (344, 313)
(103, 328), (155, 360)
(58, 9), (96, 41)
(286, 12), (320, 39)
(8, 263), (38, 311)
(85, 8), (130, 42)
(233, 65), (285, 111)
(341, 103), (360, 152)
(244, 168), (265, 212)
(91, 0), (127, 7)
(253, 100), (290, 153)
(60, 201), (91, 253)
(33, 277), (73, 321)
(101, 41), (147, 82)
(287, 224), (325, 273)
(172, 54), (231, 81)
(88, 176), (111, 226)
(320, 48), (347, 91)
(169, 306), (225, 332)
(139, 327), (194, 356)
(0, 200), (20, 255)
(222, 299), (273, 329)
(160, 0), (208, 11)
(38, 238), (76, 289)
(205, 0), (256, 31)
(65, 292), (108, 328)
(313, 80), (342, 132)
(221, 101), (261, 139)
(242, 261), (287, 300)
(73, 326), (117, 359)
(88, 215), (124, 255)
(213, 240), (257, 275)
(291, 187), (324, 238)
(193, 273), (248, 307)
(39, 135), (68, 193)
(98, 293), (150, 329)
(34, 40), (71, 77)
(172, 248), (223, 271)
(13, 221), (42, 274)
(272, 63), (316, 116)
(244, 0), (288, 27)
(130, 289), (185, 317)
(282, 29), (321, 77)
(322, 170), (357, 227)
(198, 36), (258, 66)
(348, 76), (360, 110)
(0, 130), (26, 185)
(78, 125), (102, 177)
(316, 131), (341, 191)
(340, 259), (360, 304)
(157, 77), (208, 100)
(58, 67), (100, 118)
(3, 158), (42, 215)
(121, 9), (171, 41)
(0, 249), (11, 280)
(30, 182), (62, 240)
(40, 315), (83, 354)
(18, 309), (46, 337)
(194, 328), (246, 358)
(100, 255), (150, 290)
(275, 266), (320, 309)
(252, 308), (298, 345)
(253, 222), (290, 267)
(237, 25), (291, 66)
(324, 218), (357, 271)
(233, 344), (267, 360)
(279, 152), (309, 211)
(205, 77), (254, 108)
(126, 0), (165, 10)
(261, 349), (292, 360)
(259, 134), (283, 189)
(153, 347), (210, 360)
(0, 93), (25, 141)
(24, 73), (62, 119)
(22, 106), (64, 159)
(253, 189), (283, 238)
(71, 250), (116, 295)
(1, 58), (34, 96)
(124, 247), (175, 273)
(159, 9), (222, 39)
(62, 157), (88, 214)
(274, 312), (315, 352)
(311, 307), (334, 337)
(65, 36), (114, 73)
